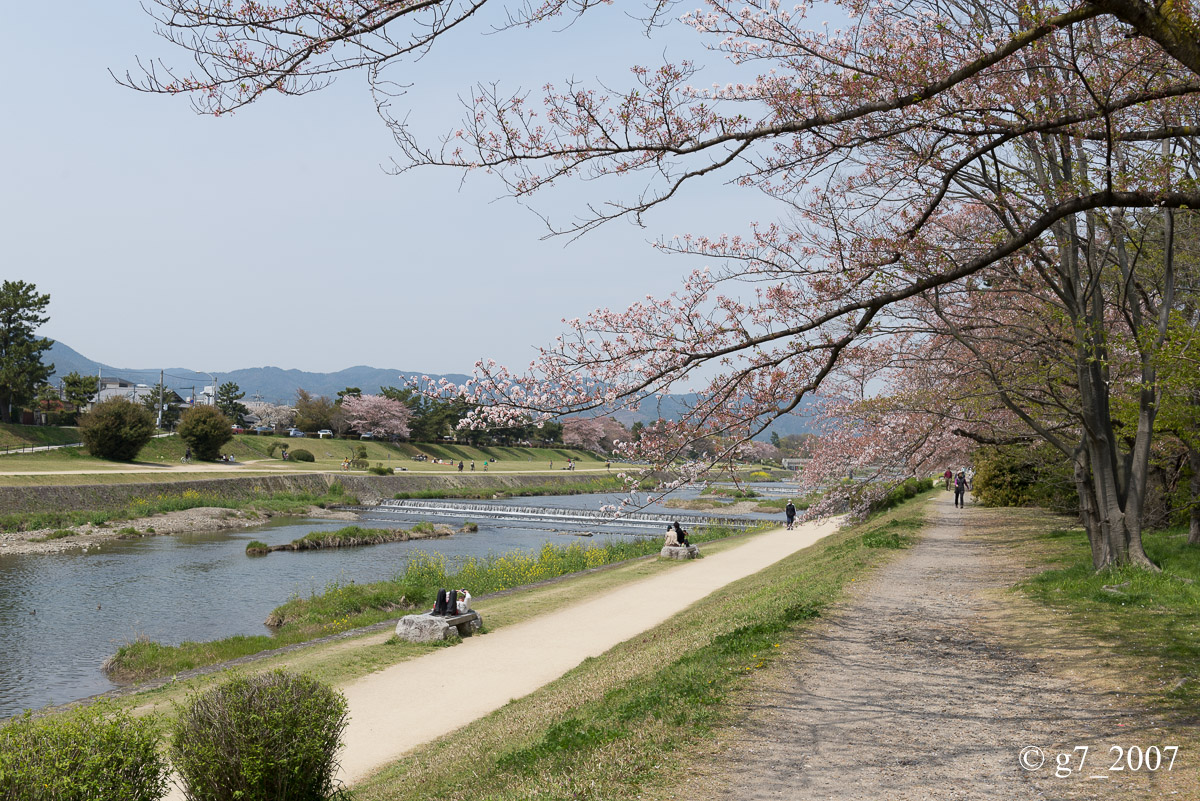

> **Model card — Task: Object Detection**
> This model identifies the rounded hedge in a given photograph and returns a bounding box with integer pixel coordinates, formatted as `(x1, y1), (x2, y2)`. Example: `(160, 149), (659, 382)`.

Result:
(78, 398), (155, 461)
(288, 448), (315, 462)
(170, 670), (349, 801)
(177, 406), (234, 461)
(0, 704), (169, 801)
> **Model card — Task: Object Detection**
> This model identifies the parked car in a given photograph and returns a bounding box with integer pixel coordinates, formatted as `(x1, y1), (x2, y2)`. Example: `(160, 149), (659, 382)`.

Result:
(288, 428), (307, 438)
(359, 432), (374, 440)
(231, 425), (246, 434)
(317, 429), (333, 439)
(252, 426), (273, 435)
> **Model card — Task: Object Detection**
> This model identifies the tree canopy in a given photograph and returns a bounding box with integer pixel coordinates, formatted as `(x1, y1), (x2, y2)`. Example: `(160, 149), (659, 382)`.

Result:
(135, 1), (1200, 568)
(0, 280), (53, 424)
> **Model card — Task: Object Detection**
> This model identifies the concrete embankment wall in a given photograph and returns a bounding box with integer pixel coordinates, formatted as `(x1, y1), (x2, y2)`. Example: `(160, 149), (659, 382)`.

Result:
(1, 472), (613, 514)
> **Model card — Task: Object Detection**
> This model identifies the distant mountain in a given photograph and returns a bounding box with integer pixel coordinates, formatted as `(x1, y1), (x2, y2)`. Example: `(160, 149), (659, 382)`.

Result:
(44, 342), (469, 404)
(44, 341), (814, 437)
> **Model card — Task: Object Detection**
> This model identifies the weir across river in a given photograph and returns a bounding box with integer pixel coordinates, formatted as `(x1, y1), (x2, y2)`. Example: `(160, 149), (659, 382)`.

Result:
(339, 499), (761, 533)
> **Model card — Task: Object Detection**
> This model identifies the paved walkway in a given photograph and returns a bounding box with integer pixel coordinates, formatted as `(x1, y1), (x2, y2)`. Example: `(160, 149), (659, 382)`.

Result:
(164, 517), (839, 799)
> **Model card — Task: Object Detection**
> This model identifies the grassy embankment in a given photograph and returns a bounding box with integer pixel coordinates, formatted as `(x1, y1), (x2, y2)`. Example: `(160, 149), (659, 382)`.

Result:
(348, 494), (930, 801)
(104, 524), (748, 683)
(1005, 520), (1200, 711)
(0, 431), (608, 480)
(0, 422), (82, 451)
(0, 483), (357, 533)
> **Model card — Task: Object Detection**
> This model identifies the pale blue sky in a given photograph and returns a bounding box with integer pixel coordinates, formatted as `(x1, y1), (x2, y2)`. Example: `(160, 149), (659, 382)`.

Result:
(2, 2), (780, 376)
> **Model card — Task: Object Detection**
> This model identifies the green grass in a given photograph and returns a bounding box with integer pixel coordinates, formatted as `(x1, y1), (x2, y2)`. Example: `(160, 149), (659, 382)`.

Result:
(0, 423), (82, 451)
(29, 529), (75, 543)
(1019, 523), (1200, 709)
(351, 496), (929, 801)
(103, 525), (745, 683)
(0, 431), (609, 476)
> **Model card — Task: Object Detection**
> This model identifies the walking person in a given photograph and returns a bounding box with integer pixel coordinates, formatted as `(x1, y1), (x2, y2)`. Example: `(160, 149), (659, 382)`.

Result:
(943, 467), (953, 490)
(458, 461), (463, 472)
(954, 470), (967, 508)
(785, 500), (797, 530)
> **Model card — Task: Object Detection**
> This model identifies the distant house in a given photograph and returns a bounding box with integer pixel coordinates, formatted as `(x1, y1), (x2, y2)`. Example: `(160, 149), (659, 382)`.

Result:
(91, 378), (183, 409)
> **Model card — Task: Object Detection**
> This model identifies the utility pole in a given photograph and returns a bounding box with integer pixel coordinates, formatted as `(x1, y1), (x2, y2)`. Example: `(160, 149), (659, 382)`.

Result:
(157, 370), (164, 429)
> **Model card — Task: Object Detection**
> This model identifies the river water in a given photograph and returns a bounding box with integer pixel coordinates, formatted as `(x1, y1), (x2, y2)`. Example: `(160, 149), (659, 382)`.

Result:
(0, 485), (793, 717)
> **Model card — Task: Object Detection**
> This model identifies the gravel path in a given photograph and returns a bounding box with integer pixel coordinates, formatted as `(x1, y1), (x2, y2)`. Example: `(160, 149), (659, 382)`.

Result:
(715, 492), (1187, 800)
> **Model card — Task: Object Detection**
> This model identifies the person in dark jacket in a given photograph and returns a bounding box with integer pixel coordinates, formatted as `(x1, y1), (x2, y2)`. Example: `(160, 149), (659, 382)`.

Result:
(954, 470), (967, 508)
(785, 501), (797, 530)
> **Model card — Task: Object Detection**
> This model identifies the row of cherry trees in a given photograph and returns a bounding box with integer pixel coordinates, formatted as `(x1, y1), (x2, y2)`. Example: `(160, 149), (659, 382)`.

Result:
(137, 0), (1200, 568)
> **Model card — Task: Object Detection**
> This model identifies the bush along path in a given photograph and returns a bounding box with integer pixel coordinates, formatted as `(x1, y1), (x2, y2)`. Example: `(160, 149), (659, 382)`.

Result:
(708, 491), (1194, 800)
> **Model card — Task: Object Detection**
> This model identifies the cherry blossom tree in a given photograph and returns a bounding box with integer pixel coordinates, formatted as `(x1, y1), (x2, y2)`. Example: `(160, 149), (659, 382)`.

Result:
(341, 394), (413, 440)
(250, 402), (295, 429)
(562, 417), (605, 452)
(135, 1), (1200, 568)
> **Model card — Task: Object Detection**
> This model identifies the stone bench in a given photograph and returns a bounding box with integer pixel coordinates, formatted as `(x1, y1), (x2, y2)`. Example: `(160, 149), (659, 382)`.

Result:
(395, 610), (484, 643)
(660, 544), (700, 560)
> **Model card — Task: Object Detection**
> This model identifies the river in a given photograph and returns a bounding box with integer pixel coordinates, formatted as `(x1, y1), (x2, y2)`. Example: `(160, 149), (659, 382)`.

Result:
(0, 484), (791, 717)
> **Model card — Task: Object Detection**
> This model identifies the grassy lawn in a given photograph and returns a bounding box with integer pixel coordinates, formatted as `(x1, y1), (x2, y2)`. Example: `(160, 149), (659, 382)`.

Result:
(0, 433), (609, 478)
(0, 423), (82, 451)
(1003, 521), (1200, 711)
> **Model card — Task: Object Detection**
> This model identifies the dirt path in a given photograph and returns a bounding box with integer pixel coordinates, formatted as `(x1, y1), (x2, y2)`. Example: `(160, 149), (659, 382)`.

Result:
(710, 492), (1189, 800)
(160, 517), (841, 801)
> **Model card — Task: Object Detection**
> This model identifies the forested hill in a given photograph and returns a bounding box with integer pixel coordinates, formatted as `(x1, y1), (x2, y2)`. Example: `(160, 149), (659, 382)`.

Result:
(44, 341), (814, 436)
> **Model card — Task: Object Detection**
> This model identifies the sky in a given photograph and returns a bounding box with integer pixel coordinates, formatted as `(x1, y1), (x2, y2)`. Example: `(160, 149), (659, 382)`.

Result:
(2, 1), (781, 377)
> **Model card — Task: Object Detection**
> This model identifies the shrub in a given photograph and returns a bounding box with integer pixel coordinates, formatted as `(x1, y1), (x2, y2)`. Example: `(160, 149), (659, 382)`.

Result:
(0, 704), (169, 801)
(178, 406), (234, 461)
(971, 444), (1078, 512)
(170, 670), (349, 801)
(78, 398), (155, 461)
(246, 540), (269, 556)
(869, 476), (935, 514)
(289, 448), (315, 462)
(349, 458), (369, 470)
(368, 464), (394, 475)
(353, 444), (368, 460)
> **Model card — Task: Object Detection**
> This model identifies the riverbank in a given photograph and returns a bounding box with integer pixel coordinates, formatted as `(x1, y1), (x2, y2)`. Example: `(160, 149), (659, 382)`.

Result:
(0, 472), (621, 555)
(1, 505), (362, 556)
(102, 523), (750, 683)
